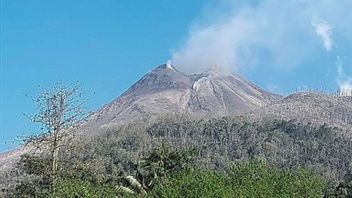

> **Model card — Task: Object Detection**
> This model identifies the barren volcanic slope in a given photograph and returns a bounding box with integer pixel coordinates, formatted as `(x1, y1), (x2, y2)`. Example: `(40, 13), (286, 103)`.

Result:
(250, 92), (352, 131)
(85, 63), (281, 132)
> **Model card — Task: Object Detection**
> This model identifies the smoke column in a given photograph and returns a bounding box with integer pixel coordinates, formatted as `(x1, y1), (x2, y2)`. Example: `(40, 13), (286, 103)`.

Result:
(171, 0), (352, 81)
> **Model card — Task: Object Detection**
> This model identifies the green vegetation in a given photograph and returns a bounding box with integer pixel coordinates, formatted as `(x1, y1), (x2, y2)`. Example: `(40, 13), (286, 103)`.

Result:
(151, 162), (326, 198)
(54, 179), (116, 198)
(4, 145), (195, 197)
(6, 151), (328, 198)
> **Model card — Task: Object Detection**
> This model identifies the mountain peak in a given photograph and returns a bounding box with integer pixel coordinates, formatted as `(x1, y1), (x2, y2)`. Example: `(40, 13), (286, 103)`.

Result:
(154, 61), (177, 73)
(166, 60), (176, 71)
(87, 63), (281, 131)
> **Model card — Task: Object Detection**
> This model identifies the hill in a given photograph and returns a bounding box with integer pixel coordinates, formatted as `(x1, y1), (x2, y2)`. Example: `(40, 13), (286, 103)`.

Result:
(250, 92), (352, 131)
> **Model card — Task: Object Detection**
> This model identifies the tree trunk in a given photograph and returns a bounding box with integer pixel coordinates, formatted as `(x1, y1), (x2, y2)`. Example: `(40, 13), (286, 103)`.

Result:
(51, 132), (59, 196)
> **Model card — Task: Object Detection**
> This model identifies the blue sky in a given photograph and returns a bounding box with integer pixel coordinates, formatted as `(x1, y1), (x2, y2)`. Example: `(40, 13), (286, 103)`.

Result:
(1, 0), (351, 152)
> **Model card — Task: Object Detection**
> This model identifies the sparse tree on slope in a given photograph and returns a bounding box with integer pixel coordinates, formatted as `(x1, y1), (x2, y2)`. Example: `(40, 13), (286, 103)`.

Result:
(23, 83), (88, 196)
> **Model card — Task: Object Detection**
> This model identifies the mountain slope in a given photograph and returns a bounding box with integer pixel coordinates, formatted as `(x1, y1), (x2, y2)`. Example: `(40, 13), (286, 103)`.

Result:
(85, 63), (281, 131)
(250, 92), (352, 131)
(0, 63), (281, 184)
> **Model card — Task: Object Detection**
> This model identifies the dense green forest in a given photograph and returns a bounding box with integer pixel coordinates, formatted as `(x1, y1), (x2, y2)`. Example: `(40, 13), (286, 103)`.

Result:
(3, 117), (352, 197)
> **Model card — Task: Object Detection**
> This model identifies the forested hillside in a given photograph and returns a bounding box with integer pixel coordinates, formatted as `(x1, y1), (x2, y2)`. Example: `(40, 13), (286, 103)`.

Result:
(2, 116), (352, 197)
(87, 116), (352, 181)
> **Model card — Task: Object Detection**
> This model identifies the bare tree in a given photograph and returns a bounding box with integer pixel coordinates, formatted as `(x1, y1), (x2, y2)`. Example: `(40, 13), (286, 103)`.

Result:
(24, 82), (88, 195)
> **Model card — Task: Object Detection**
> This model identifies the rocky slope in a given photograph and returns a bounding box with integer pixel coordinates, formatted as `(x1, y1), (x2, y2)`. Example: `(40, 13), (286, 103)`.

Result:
(85, 63), (281, 132)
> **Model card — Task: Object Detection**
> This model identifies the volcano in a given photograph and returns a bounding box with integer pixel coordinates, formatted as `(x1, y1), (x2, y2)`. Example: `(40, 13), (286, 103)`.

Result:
(85, 63), (282, 131)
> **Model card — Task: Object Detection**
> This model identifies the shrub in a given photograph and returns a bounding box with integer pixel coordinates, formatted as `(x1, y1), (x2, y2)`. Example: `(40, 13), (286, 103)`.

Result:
(150, 161), (326, 198)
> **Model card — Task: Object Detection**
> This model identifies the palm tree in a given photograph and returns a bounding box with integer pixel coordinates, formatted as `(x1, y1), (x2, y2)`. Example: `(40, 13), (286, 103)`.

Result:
(137, 144), (194, 191)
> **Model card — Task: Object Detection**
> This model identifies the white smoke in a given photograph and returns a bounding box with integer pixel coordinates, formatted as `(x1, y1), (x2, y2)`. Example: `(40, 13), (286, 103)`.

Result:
(336, 57), (352, 96)
(310, 18), (351, 94)
(311, 17), (333, 51)
(171, 0), (352, 75)
(171, 10), (258, 74)
(309, 16), (351, 95)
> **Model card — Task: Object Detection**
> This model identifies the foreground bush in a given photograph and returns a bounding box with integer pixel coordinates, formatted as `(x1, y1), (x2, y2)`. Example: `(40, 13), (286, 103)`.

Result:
(150, 162), (326, 198)
(54, 179), (117, 198)
(6, 145), (327, 198)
